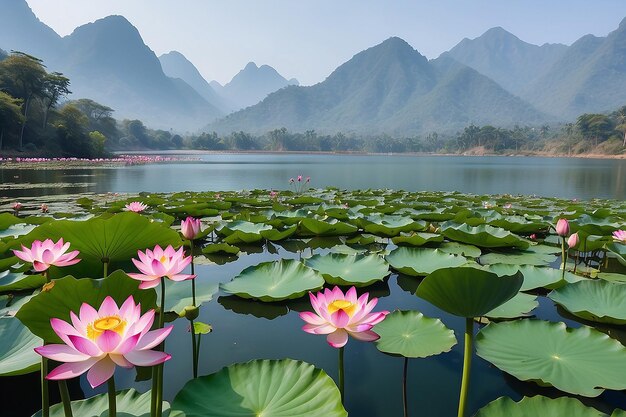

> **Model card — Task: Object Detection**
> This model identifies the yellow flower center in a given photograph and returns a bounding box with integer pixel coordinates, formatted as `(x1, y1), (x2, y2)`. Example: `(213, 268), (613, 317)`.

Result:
(327, 299), (357, 317)
(87, 316), (126, 340)
(160, 256), (167, 264)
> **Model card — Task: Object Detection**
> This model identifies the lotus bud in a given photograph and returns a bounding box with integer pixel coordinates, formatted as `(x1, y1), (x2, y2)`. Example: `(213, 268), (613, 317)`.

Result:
(555, 218), (569, 237)
(613, 230), (626, 243)
(567, 232), (579, 248)
(181, 216), (202, 240)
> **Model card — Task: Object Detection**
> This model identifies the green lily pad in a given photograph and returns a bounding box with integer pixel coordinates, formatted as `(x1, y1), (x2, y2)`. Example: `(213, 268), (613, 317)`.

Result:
(221, 259), (325, 302)
(297, 218), (358, 237)
(480, 250), (557, 266)
(359, 215), (426, 237)
(476, 320), (626, 397)
(0, 317), (41, 376)
(374, 310), (457, 358)
(391, 232), (444, 247)
(31, 388), (175, 417)
(485, 264), (571, 291)
(15, 270), (157, 343)
(172, 359), (347, 417)
(218, 221), (273, 244)
(548, 280), (626, 325)
(158, 278), (219, 316)
(305, 253), (389, 286)
(438, 242), (482, 258)
(260, 226), (298, 241)
(474, 395), (620, 417)
(416, 267), (523, 318)
(202, 243), (240, 255)
(386, 247), (467, 276)
(485, 292), (538, 319)
(0, 270), (47, 293)
(607, 243), (626, 267)
(488, 216), (549, 233)
(597, 272), (626, 284)
(441, 222), (529, 249)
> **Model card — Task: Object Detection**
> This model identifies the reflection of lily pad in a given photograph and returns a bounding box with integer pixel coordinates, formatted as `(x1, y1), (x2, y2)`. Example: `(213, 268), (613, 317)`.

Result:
(374, 310), (457, 358)
(441, 222), (529, 249)
(172, 359), (347, 417)
(474, 395), (620, 417)
(221, 259), (324, 302)
(476, 320), (626, 397)
(218, 296), (289, 320)
(548, 280), (626, 325)
(0, 317), (41, 376)
(386, 247), (467, 276)
(305, 253), (389, 286)
(158, 278), (219, 316)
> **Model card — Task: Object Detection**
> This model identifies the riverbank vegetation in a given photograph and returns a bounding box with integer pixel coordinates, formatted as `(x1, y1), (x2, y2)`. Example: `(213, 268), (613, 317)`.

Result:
(1, 50), (625, 158)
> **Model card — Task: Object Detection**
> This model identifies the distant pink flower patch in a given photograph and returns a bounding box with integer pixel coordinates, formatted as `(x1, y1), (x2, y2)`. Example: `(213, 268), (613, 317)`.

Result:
(125, 201), (148, 213)
(12, 202), (22, 211)
(40, 203), (49, 213)
(128, 245), (195, 289)
(12, 238), (80, 272)
(181, 217), (202, 240)
(300, 286), (389, 348)
(35, 296), (172, 388)
(613, 230), (626, 243)
(269, 190), (278, 199)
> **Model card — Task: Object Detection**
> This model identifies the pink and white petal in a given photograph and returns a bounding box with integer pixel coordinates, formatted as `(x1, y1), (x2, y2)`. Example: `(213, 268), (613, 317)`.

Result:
(348, 329), (380, 342)
(12, 248), (32, 263)
(127, 273), (156, 282)
(69, 311), (87, 335)
(168, 274), (195, 282)
(50, 318), (81, 345)
(98, 296), (119, 317)
(327, 329), (349, 348)
(41, 249), (56, 265)
(330, 310), (350, 328)
(119, 296), (136, 320)
(86, 357), (116, 388)
(47, 357), (99, 381)
(68, 335), (102, 357)
(33, 261), (50, 272)
(138, 280), (160, 290)
(124, 349), (171, 367)
(150, 259), (167, 277)
(331, 286), (345, 300)
(132, 258), (157, 276)
(345, 287), (358, 304)
(116, 333), (140, 354)
(35, 344), (90, 362)
(109, 353), (134, 368)
(95, 330), (122, 353)
(137, 250), (151, 266)
(303, 323), (336, 335)
(299, 311), (327, 326)
(79, 303), (99, 324)
(361, 311), (389, 326)
(129, 310), (155, 336)
(135, 326), (173, 350)
(345, 323), (373, 333)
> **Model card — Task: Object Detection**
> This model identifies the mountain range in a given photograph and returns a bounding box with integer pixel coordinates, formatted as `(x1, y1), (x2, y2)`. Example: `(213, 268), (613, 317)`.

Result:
(2, 0), (626, 135)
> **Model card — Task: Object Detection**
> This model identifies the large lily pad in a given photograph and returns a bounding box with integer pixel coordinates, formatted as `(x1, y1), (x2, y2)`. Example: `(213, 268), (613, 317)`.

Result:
(172, 359), (347, 417)
(391, 232), (444, 247)
(374, 310), (457, 358)
(305, 253), (389, 286)
(474, 395), (621, 417)
(217, 221), (273, 244)
(158, 278), (219, 316)
(15, 270), (157, 343)
(220, 259), (324, 302)
(386, 247), (467, 276)
(0, 270), (46, 293)
(484, 292), (538, 319)
(485, 264), (571, 291)
(548, 280), (626, 325)
(476, 320), (626, 397)
(297, 218), (358, 237)
(0, 317), (41, 376)
(416, 267), (523, 317)
(441, 222), (529, 249)
(359, 215), (425, 237)
(32, 388), (174, 417)
(480, 250), (557, 267)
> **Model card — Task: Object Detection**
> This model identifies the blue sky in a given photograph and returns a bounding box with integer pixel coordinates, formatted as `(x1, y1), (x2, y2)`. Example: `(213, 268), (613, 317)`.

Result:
(26, 0), (626, 85)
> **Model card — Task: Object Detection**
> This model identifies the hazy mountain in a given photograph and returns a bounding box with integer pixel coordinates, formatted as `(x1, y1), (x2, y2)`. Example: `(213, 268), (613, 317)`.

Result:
(0, 0), (62, 66)
(219, 62), (299, 109)
(443, 27), (567, 95)
(209, 37), (547, 135)
(159, 51), (235, 113)
(520, 18), (626, 118)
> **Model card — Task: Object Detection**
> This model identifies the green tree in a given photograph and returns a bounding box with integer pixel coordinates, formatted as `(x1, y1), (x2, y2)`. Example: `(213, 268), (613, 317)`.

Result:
(0, 92), (24, 150)
(576, 113), (613, 147)
(88, 131), (107, 157)
(611, 105), (626, 147)
(55, 104), (90, 156)
(40, 72), (70, 129)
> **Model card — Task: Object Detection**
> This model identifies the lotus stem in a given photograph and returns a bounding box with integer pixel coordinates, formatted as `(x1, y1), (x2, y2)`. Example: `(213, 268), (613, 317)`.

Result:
(155, 277), (166, 417)
(560, 237), (567, 280)
(574, 250), (579, 273)
(402, 357), (409, 417)
(108, 375), (116, 417)
(41, 355), (49, 417)
(338, 346), (345, 402)
(457, 317), (474, 417)
(58, 380), (73, 417)
(191, 320), (198, 378)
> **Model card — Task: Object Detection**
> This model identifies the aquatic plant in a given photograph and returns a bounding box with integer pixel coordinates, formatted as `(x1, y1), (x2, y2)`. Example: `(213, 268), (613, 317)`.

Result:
(13, 238), (80, 273)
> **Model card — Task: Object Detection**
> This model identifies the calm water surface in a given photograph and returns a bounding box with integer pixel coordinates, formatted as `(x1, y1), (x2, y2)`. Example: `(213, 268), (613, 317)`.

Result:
(1, 153), (625, 200)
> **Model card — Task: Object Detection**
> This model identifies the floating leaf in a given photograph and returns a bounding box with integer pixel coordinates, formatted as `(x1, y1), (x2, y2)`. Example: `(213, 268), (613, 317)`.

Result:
(484, 292), (538, 319)
(221, 259), (324, 302)
(438, 242), (482, 258)
(172, 359), (347, 417)
(0, 270), (46, 293)
(0, 317), (41, 376)
(305, 253), (389, 286)
(386, 247), (467, 276)
(474, 395), (618, 417)
(201, 243), (240, 255)
(157, 278), (219, 316)
(374, 310), (457, 358)
(441, 222), (529, 249)
(480, 250), (557, 266)
(297, 218), (358, 237)
(485, 264), (571, 291)
(359, 215), (426, 237)
(416, 267), (523, 317)
(391, 232), (443, 247)
(476, 320), (626, 397)
(549, 280), (626, 325)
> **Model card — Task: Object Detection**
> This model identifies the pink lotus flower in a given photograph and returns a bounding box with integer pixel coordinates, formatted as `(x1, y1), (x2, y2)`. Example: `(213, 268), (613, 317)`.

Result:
(125, 201), (148, 213)
(529, 233), (537, 240)
(269, 190), (278, 199)
(181, 217), (202, 240)
(297, 175), (303, 182)
(13, 202), (22, 211)
(35, 296), (172, 388)
(300, 286), (389, 348)
(613, 230), (626, 243)
(12, 238), (80, 272)
(128, 245), (195, 289)
(555, 218), (570, 237)
(568, 232), (579, 248)
(40, 203), (49, 213)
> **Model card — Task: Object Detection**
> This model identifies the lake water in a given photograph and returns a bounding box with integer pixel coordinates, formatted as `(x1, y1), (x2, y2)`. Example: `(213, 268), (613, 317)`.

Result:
(1, 153), (625, 200)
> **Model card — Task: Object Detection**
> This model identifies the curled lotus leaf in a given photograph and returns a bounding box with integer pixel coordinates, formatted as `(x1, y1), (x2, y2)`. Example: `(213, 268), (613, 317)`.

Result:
(297, 218), (358, 237)
(374, 310), (457, 358)
(440, 222), (529, 249)
(305, 253), (389, 286)
(474, 395), (622, 417)
(488, 215), (549, 233)
(358, 215), (426, 237)
(391, 232), (444, 247)
(386, 247), (467, 276)
(476, 320), (626, 397)
(172, 359), (347, 417)
(485, 264), (572, 291)
(548, 280), (626, 325)
(220, 259), (324, 302)
(480, 250), (557, 267)
(0, 317), (41, 376)
(484, 292), (538, 319)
